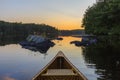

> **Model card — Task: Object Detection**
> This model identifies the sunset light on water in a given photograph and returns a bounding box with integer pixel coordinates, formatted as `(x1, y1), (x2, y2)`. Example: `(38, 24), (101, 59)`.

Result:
(1, 0), (119, 80)
(0, 1), (96, 79)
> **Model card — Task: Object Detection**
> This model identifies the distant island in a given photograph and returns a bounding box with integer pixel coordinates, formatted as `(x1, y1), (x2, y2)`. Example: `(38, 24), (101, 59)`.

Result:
(0, 20), (86, 38)
(60, 29), (85, 36)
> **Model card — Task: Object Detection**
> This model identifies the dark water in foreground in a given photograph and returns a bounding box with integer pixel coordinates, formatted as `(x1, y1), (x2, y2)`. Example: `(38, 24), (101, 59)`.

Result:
(0, 36), (120, 80)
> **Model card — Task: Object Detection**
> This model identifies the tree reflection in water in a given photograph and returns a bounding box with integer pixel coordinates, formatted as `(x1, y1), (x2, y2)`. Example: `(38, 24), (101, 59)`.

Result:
(83, 36), (120, 80)
(21, 45), (51, 53)
(0, 35), (26, 46)
(0, 35), (53, 53)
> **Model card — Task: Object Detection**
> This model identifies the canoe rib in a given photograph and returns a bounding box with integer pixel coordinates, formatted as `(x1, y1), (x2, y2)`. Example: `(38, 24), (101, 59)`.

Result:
(41, 69), (77, 76)
(32, 51), (88, 80)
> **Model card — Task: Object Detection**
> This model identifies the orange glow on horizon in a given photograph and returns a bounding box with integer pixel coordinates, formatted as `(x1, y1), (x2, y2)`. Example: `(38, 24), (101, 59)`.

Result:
(33, 15), (84, 30)
(2, 15), (85, 30)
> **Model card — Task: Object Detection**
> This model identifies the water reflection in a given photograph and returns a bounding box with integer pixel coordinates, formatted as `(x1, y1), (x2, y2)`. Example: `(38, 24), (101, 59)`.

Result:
(0, 36), (98, 80)
(21, 45), (51, 53)
(0, 35), (25, 46)
(83, 36), (120, 80)
(1, 35), (120, 80)
(0, 35), (54, 53)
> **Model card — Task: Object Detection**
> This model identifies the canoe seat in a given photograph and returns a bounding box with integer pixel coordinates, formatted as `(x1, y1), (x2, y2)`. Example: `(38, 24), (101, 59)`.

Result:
(42, 69), (77, 76)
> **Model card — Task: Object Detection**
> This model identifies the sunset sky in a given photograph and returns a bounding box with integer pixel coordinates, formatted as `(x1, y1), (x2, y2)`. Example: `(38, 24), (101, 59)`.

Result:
(0, 0), (95, 30)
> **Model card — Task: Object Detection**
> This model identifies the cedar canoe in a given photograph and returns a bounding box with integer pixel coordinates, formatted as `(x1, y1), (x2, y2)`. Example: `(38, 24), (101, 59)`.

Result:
(32, 51), (88, 80)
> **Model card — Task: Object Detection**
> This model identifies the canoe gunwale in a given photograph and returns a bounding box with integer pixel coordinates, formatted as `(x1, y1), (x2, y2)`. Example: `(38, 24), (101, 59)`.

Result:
(32, 52), (60, 80)
(32, 51), (88, 80)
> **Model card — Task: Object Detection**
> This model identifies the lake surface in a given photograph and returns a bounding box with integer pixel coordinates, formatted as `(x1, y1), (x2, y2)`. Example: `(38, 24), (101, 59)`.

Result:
(0, 36), (120, 80)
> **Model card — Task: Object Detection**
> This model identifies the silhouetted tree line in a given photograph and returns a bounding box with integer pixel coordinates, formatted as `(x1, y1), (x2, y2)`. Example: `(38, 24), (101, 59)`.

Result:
(60, 29), (85, 36)
(0, 20), (59, 38)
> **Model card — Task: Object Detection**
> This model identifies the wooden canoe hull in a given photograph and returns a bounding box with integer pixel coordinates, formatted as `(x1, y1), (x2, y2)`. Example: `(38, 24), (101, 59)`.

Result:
(32, 51), (88, 80)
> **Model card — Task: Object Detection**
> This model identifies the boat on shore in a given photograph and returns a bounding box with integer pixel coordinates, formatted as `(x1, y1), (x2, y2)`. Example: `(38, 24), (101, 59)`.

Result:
(32, 51), (88, 80)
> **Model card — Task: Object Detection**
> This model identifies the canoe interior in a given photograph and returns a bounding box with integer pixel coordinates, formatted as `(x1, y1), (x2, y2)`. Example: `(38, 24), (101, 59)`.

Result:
(32, 51), (87, 80)
(47, 57), (72, 69)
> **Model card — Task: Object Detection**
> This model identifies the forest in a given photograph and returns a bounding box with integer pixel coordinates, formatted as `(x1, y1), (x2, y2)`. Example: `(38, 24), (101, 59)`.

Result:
(82, 1), (120, 79)
(0, 20), (59, 38)
(82, 0), (120, 36)
(82, 0), (120, 47)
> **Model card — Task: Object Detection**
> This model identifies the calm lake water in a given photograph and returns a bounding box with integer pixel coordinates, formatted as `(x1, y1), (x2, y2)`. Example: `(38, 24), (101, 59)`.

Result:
(0, 36), (120, 80)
